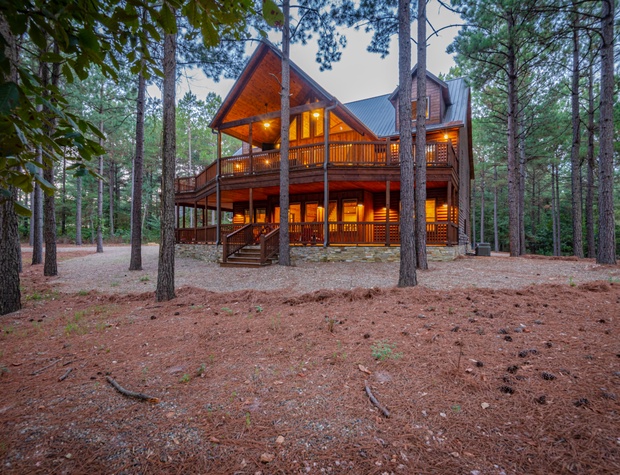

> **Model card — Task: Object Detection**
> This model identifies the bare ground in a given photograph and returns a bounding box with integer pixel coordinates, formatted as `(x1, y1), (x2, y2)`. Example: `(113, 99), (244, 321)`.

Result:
(1, 246), (619, 475)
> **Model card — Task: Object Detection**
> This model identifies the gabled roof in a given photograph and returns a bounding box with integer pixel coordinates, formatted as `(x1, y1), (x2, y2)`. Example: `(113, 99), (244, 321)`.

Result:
(210, 41), (377, 144)
(345, 77), (469, 138)
(388, 65), (452, 105)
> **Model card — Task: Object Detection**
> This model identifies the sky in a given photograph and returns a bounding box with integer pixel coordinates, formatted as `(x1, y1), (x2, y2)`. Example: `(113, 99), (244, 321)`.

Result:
(156, 4), (463, 106)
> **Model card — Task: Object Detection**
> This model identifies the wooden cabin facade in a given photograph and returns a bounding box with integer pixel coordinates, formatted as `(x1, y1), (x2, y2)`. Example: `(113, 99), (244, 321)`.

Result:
(174, 42), (473, 263)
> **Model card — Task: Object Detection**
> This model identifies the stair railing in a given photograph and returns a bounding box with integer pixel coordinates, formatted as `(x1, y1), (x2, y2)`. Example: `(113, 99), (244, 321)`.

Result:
(260, 226), (280, 264)
(222, 224), (254, 263)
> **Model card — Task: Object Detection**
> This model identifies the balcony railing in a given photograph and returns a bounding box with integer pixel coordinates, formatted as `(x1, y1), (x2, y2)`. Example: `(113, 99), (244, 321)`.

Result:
(175, 140), (457, 194)
(175, 221), (458, 247)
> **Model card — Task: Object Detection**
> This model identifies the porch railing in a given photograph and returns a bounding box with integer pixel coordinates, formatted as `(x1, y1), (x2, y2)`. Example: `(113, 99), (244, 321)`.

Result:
(260, 227), (280, 264)
(222, 224), (254, 262)
(175, 140), (457, 193)
(178, 221), (458, 247)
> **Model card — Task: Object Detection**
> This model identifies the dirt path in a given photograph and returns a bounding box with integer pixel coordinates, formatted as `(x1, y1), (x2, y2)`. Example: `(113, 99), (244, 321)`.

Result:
(25, 244), (620, 295)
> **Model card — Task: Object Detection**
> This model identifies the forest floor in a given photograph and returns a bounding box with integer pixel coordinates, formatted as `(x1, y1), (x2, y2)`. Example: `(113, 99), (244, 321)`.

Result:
(1, 245), (619, 474)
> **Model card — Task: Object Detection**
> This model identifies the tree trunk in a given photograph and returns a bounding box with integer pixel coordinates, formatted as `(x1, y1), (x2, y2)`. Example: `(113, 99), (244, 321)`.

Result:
(96, 103), (104, 253)
(0, 188), (21, 315)
(479, 165), (485, 244)
(129, 61), (146, 271)
(61, 155), (66, 236)
(108, 160), (115, 237)
(493, 164), (498, 252)
(506, 18), (519, 257)
(75, 176), (82, 245)
(596, 0), (615, 264)
(570, 8), (583, 258)
(398, 0), (417, 287)
(518, 123), (526, 255)
(43, 44), (59, 277)
(0, 15), (21, 314)
(278, 0), (291, 266)
(414, 0), (428, 270)
(585, 62), (596, 258)
(31, 141), (43, 265)
(471, 182), (476, 246)
(551, 163), (558, 256)
(156, 14), (177, 301)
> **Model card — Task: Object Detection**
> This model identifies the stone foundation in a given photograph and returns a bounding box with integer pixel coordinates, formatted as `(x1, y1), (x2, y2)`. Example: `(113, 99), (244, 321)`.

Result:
(176, 243), (467, 263)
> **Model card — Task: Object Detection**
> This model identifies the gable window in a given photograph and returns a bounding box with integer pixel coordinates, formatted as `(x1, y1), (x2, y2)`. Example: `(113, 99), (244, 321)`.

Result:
(411, 96), (430, 121)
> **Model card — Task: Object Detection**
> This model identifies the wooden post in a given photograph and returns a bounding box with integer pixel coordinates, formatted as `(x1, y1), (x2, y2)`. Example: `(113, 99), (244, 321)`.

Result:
(386, 181), (391, 246)
(386, 137), (391, 165)
(216, 130), (222, 245)
(193, 201), (197, 242)
(447, 180), (452, 246)
(248, 122), (253, 174)
(249, 188), (254, 224)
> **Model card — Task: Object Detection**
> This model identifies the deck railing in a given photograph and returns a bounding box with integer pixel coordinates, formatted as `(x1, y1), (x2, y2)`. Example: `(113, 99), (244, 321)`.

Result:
(177, 221), (458, 247)
(260, 227), (280, 264)
(175, 140), (457, 193)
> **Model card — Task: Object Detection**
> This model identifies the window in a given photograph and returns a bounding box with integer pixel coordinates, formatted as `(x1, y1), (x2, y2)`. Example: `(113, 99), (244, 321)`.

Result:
(289, 203), (301, 222)
(243, 209), (250, 224)
(411, 96), (430, 121)
(301, 111), (311, 139)
(255, 208), (266, 223)
(289, 117), (297, 141)
(314, 110), (323, 136)
(328, 200), (337, 231)
(343, 199), (358, 231)
(425, 199), (436, 222)
(305, 202), (318, 222)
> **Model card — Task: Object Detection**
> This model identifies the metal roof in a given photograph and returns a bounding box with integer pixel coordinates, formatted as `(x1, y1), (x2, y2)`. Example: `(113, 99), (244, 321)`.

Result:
(344, 77), (469, 138)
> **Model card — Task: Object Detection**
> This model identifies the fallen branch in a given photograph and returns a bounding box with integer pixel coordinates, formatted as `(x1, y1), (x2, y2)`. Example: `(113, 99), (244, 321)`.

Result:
(31, 358), (62, 376)
(58, 368), (73, 382)
(106, 376), (160, 404)
(364, 380), (390, 418)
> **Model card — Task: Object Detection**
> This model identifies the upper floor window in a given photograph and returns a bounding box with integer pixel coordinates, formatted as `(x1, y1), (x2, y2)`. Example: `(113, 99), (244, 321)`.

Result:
(290, 109), (324, 141)
(411, 97), (430, 121)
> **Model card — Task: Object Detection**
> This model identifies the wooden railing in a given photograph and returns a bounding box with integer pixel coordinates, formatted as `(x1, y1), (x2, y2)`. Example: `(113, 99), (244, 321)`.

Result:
(175, 140), (458, 193)
(260, 227), (280, 264)
(178, 221), (458, 247)
(222, 224), (254, 262)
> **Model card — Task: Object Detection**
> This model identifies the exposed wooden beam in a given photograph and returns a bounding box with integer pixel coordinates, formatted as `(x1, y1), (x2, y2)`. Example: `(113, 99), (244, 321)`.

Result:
(218, 100), (331, 130)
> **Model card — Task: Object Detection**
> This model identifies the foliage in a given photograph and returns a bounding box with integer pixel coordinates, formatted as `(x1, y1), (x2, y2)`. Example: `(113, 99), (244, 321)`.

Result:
(371, 341), (402, 361)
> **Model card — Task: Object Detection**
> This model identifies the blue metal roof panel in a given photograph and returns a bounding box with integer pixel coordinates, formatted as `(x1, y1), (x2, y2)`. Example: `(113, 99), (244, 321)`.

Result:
(344, 94), (396, 138)
(345, 77), (469, 138)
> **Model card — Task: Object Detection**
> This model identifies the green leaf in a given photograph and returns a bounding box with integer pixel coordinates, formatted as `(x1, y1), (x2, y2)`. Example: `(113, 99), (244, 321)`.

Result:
(159, 4), (177, 34)
(0, 82), (20, 115)
(14, 201), (31, 217)
(262, 0), (283, 27)
(40, 52), (64, 63)
(201, 12), (219, 47)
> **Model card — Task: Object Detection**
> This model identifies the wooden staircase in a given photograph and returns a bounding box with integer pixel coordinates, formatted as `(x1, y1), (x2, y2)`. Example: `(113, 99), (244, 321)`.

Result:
(220, 246), (277, 268)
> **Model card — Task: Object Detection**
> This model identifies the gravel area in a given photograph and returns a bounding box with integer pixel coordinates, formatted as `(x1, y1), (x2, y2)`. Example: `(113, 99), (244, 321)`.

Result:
(31, 245), (620, 294)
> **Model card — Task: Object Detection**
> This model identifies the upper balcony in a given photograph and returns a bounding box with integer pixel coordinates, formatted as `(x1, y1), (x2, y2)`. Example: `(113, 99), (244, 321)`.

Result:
(175, 140), (458, 194)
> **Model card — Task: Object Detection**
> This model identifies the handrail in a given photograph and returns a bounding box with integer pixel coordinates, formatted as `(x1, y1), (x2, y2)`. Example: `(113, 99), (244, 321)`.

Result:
(260, 226), (280, 264)
(175, 140), (458, 193)
(222, 223), (253, 263)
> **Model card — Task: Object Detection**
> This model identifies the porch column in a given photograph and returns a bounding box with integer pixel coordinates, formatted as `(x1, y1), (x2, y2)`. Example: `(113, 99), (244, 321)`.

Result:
(249, 188), (254, 224)
(385, 180), (391, 246)
(386, 137), (391, 165)
(193, 201), (198, 242)
(248, 122), (253, 174)
(216, 130), (222, 245)
(447, 180), (453, 246)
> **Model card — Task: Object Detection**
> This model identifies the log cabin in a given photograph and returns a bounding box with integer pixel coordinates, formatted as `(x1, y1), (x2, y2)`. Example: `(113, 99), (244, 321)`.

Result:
(174, 41), (473, 265)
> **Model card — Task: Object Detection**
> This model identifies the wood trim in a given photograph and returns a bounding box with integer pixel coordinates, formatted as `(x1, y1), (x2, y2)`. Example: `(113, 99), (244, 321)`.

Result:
(219, 100), (330, 130)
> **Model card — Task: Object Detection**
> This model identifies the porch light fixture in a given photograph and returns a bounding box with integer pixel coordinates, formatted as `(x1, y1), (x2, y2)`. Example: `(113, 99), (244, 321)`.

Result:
(313, 111), (320, 118)
(263, 103), (271, 128)
(443, 132), (449, 139)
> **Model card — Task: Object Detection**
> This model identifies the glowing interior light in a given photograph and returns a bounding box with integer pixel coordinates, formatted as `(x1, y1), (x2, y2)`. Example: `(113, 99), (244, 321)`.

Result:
(313, 111), (320, 118)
